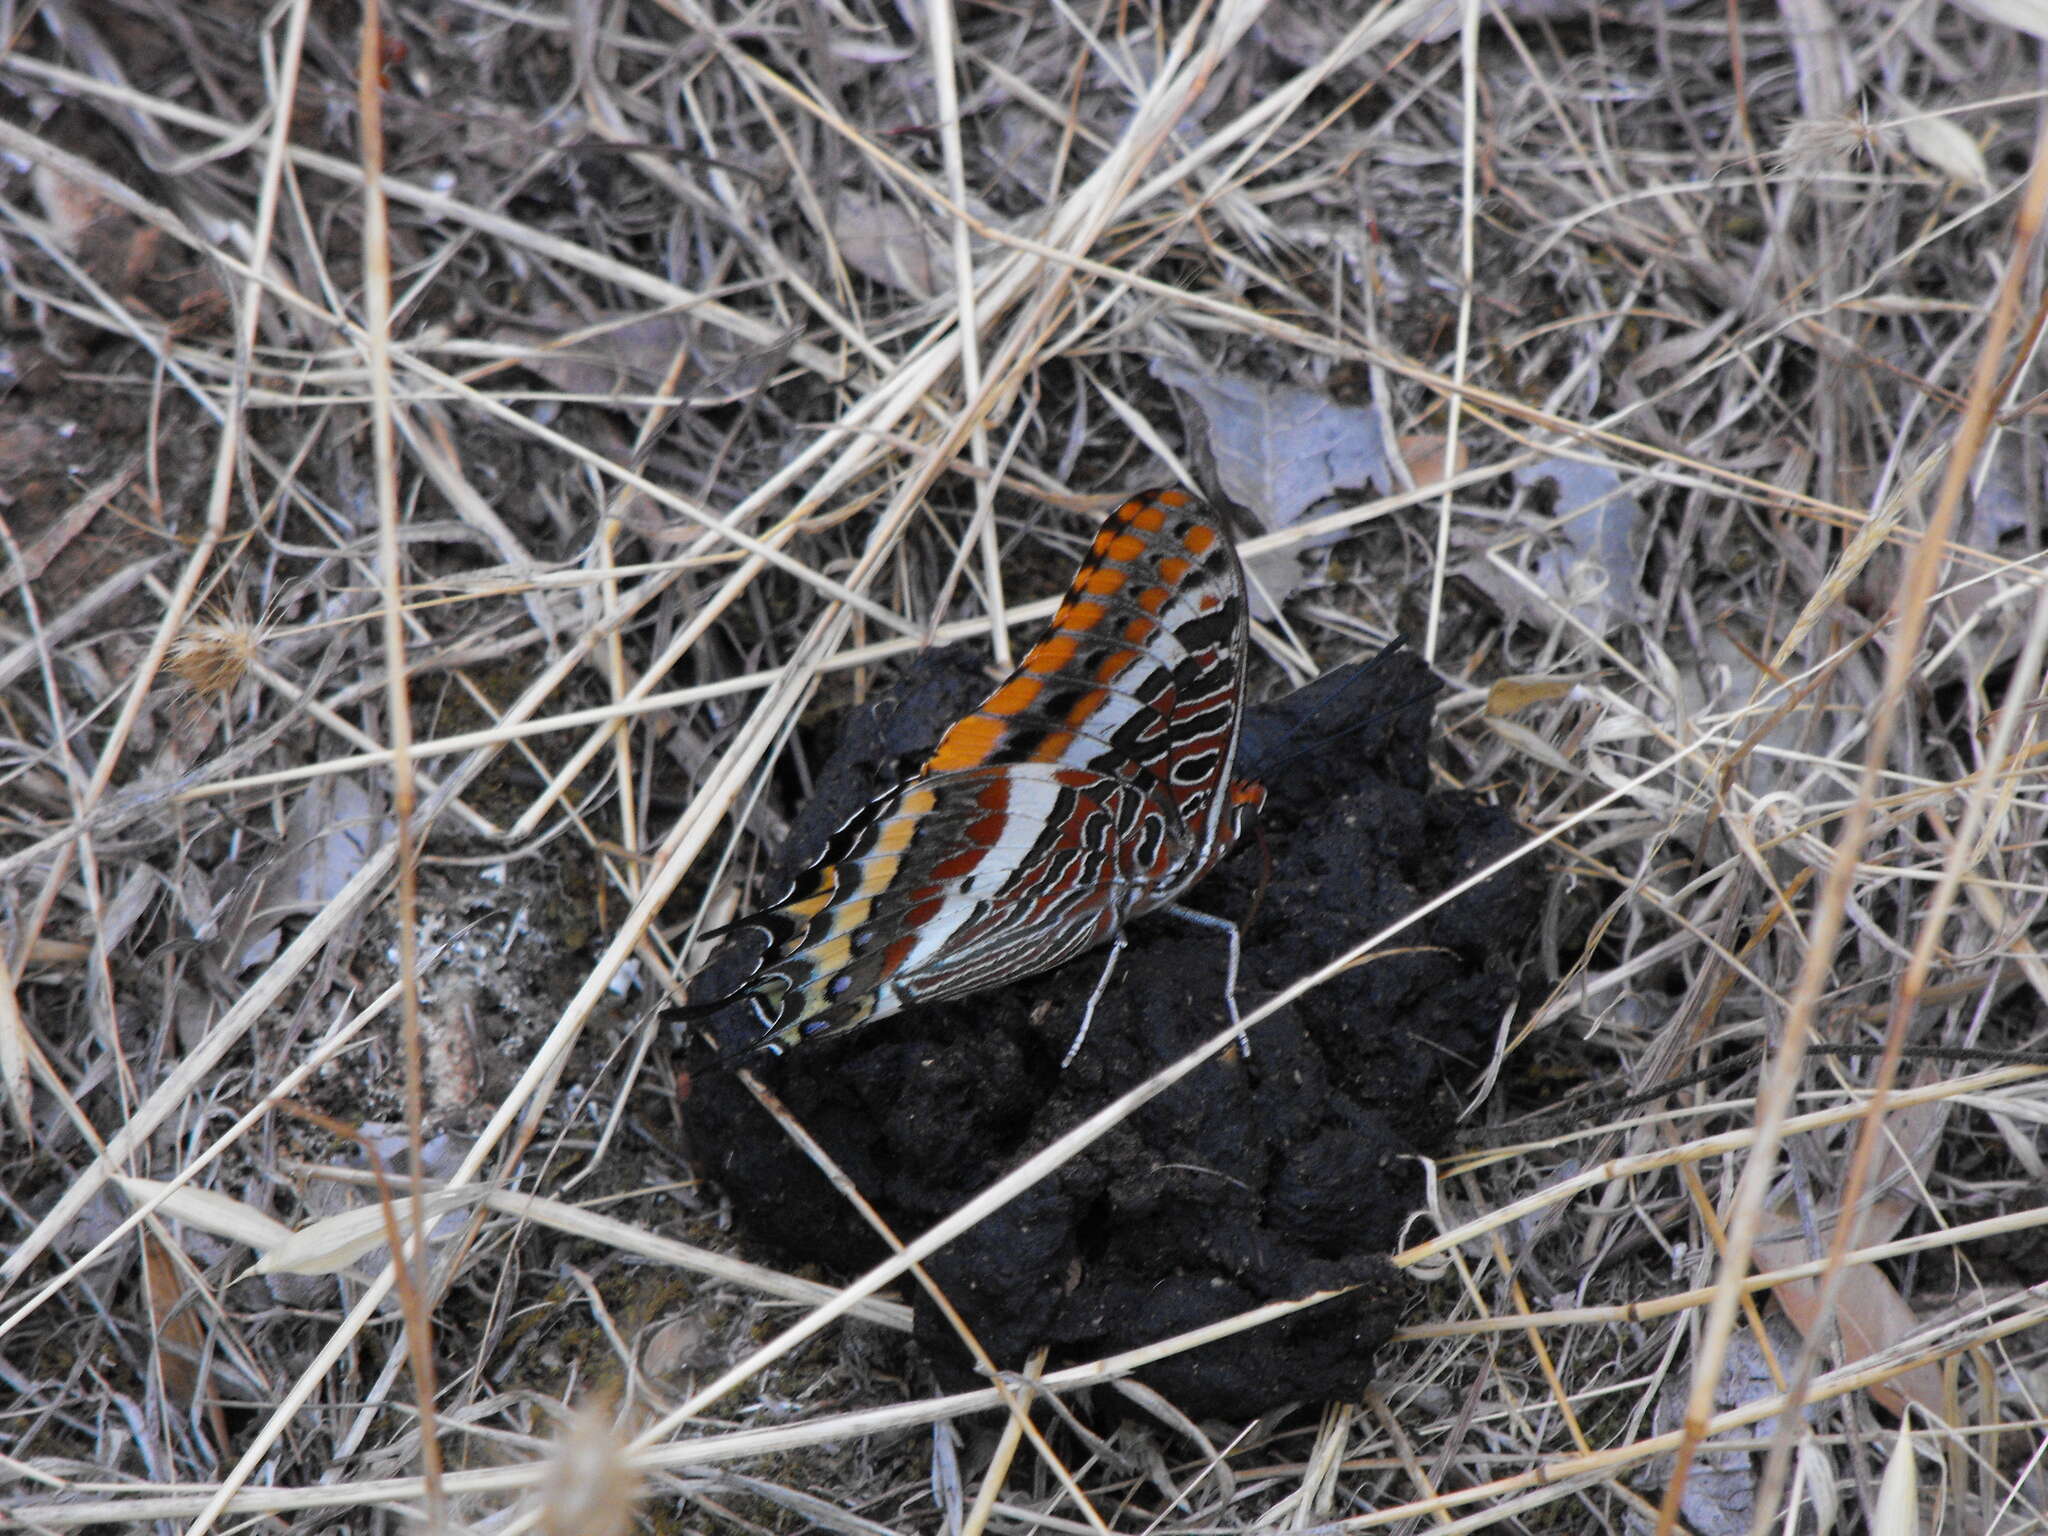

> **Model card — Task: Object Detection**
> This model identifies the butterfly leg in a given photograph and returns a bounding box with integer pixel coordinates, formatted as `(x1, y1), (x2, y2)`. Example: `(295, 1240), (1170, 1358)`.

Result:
(1160, 905), (1250, 1059)
(1060, 932), (1128, 1068)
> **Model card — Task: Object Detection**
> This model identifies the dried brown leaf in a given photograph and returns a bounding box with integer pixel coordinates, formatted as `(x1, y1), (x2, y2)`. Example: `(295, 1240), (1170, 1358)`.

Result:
(141, 1228), (205, 1412)
(229, 775), (385, 972)
(30, 161), (123, 255)
(505, 305), (781, 407)
(830, 189), (961, 300)
(1487, 675), (1581, 715)
(1398, 433), (1468, 487)
(1755, 1101), (1951, 1416)
(1513, 457), (1647, 634)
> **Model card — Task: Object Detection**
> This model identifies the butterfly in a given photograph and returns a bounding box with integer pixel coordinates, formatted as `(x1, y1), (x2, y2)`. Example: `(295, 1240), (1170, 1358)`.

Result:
(682, 487), (1266, 1062)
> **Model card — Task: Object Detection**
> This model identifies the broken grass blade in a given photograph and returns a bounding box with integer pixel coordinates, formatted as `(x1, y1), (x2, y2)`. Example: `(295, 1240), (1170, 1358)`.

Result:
(117, 1175), (295, 1253)
(243, 1188), (484, 1277)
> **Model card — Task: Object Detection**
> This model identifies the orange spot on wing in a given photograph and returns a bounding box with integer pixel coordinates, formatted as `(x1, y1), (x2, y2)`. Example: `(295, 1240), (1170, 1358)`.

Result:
(1157, 555), (1193, 584)
(1122, 617), (1155, 644)
(1030, 731), (1077, 762)
(1153, 487), (1194, 513)
(1137, 585), (1170, 615)
(1063, 600), (1108, 633)
(988, 676), (1042, 715)
(1081, 566), (1127, 597)
(926, 715), (1004, 770)
(1181, 523), (1216, 554)
(786, 891), (834, 923)
(1026, 632), (1080, 675)
(1107, 532), (1146, 562)
(1121, 497), (1168, 533)
(1095, 647), (1138, 683)
(1064, 689), (1109, 727)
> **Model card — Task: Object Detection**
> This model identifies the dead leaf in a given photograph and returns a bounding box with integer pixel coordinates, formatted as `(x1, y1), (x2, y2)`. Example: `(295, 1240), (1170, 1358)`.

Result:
(15, 465), (135, 585)
(642, 1315), (713, 1378)
(1755, 1099), (1951, 1417)
(1398, 433), (1467, 487)
(229, 775), (385, 972)
(1638, 1313), (1819, 1536)
(31, 162), (124, 256)
(1768, 1254), (1948, 1418)
(1487, 675), (1582, 715)
(1513, 456), (1647, 635)
(30, 163), (224, 325)
(1151, 358), (1389, 616)
(830, 188), (974, 300)
(141, 1229), (205, 1413)
(516, 311), (696, 397)
(505, 304), (784, 407)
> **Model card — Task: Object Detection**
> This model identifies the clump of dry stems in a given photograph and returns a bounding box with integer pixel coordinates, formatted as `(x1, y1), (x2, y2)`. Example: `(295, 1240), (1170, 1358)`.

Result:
(0, 2), (2043, 1533)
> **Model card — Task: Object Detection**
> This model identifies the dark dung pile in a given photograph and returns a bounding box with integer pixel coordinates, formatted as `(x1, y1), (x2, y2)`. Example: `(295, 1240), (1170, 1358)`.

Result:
(681, 643), (1534, 1420)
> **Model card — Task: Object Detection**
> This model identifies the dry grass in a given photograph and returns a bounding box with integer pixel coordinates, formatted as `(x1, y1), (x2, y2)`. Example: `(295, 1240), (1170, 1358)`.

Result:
(2, 0), (2045, 1532)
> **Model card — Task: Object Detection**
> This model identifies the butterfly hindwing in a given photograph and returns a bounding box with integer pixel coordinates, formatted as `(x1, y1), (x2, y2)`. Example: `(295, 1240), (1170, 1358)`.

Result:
(690, 763), (1180, 1052)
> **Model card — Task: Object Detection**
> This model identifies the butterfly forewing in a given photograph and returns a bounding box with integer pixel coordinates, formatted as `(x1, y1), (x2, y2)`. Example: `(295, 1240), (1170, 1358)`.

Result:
(922, 489), (1250, 836)
(687, 488), (1261, 1056)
